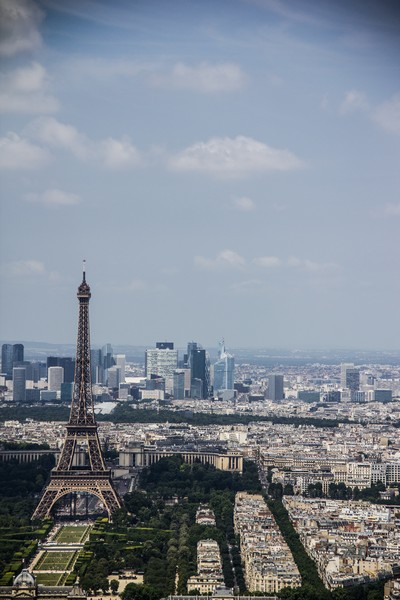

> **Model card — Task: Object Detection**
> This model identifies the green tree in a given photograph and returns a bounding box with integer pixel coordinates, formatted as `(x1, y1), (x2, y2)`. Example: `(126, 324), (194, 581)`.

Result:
(122, 583), (162, 600)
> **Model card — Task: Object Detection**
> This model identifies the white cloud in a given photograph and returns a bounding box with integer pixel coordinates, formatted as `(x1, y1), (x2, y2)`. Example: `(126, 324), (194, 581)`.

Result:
(233, 196), (256, 211)
(0, 62), (59, 114)
(28, 117), (142, 168)
(373, 94), (400, 135)
(0, 132), (49, 169)
(100, 136), (142, 169)
(0, 259), (64, 283)
(0, 0), (44, 57)
(169, 136), (304, 177)
(251, 255), (338, 272)
(340, 90), (368, 114)
(28, 116), (90, 159)
(151, 62), (245, 93)
(253, 256), (282, 268)
(195, 249), (245, 270)
(287, 256), (338, 272)
(2, 259), (45, 277)
(25, 189), (80, 208)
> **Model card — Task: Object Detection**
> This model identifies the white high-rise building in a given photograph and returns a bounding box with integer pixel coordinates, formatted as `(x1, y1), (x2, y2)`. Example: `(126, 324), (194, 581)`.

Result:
(107, 366), (121, 389)
(115, 354), (126, 383)
(145, 345), (178, 380)
(213, 340), (235, 394)
(48, 366), (64, 392)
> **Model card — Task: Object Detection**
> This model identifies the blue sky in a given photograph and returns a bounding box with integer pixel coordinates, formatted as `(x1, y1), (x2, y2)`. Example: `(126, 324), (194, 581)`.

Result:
(0, 0), (399, 349)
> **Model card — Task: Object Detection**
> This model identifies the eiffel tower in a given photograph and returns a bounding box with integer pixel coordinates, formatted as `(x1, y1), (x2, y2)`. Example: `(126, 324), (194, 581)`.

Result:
(32, 264), (121, 520)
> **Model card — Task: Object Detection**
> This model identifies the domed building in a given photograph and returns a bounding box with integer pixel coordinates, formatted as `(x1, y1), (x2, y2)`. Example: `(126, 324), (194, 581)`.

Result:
(0, 570), (86, 600)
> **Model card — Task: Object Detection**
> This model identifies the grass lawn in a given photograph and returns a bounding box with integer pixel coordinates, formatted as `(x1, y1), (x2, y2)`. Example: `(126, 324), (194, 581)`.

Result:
(35, 572), (64, 586)
(36, 551), (77, 571)
(56, 525), (90, 544)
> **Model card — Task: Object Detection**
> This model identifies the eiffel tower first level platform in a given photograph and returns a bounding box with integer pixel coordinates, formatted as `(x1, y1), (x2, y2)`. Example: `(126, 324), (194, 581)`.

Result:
(32, 263), (121, 520)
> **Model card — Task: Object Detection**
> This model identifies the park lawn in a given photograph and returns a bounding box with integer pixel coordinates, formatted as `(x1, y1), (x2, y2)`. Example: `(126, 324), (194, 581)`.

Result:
(37, 551), (76, 571)
(56, 525), (90, 544)
(35, 572), (64, 586)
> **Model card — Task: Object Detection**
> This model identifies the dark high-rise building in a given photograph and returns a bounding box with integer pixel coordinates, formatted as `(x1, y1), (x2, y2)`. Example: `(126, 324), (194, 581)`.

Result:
(61, 382), (73, 402)
(186, 342), (210, 399)
(1, 344), (13, 376)
(102, 343), (114, 370)
(268, 374), (284, 401)
(2, 343), (24, 378)
(91, 349), (102, 384)
(345, 368), (360, 392)
(26, 388), (40, 402)
(1, 344), (12, 377)
(13, 344), (24, 364)
(13, 367), (26, 402)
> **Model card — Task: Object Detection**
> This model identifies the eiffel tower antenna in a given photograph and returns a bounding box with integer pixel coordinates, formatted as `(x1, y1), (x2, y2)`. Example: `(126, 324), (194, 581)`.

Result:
(32, 265), (121, 520)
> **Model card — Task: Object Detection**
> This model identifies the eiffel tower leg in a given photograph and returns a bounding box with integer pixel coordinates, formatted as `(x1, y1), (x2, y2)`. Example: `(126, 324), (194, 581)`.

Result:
(99, 485), (122, 516)
(33, 478), (121, 521)
(32, 488), (59, 521)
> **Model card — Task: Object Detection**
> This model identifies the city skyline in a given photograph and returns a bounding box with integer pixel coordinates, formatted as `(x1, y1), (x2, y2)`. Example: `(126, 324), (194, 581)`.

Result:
(0, 0), (399, 349)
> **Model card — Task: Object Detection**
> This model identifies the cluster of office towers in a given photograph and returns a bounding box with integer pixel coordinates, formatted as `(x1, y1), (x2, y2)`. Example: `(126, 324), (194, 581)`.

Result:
(1, 343), (77, 403)
(144, 340), (235, 399)
(1, 340), (235, 402)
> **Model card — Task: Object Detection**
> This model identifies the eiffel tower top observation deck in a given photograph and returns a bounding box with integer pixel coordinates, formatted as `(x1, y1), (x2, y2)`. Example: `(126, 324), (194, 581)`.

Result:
(32, 264), (121, 520)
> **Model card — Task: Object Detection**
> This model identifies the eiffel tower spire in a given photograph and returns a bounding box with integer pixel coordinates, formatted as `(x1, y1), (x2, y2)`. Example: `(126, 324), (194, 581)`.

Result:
(32, 265), (121, 520)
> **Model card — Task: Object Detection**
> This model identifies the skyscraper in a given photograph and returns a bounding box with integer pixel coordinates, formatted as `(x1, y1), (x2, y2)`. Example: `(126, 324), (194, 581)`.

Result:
(346, 368), (360, 392)
(268, 374), (284, 401)
(341, 363), (353, 388)
(48, 366), (64, 392)
(47, 357), (75, 383)
(213, 340), (235, 394)
(115, 354), (126, 383)
(173, 370), (185, 399)
(13, 367), (26, 402)
(186, 342), (210, 399)
(145, 344), (178, 379)
(90, 349), (102, 384)
(102, 343), (115, 384)
(2, 343), (24, 378)
(1, 344), (13, 377)
(341, 363), (360, 391)
(13, 344), (24, 364)
(107, 365), (121, 389)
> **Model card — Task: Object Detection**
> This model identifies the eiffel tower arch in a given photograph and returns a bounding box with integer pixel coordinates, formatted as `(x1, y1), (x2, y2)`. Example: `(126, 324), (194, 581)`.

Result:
(32, 264), (121, 520)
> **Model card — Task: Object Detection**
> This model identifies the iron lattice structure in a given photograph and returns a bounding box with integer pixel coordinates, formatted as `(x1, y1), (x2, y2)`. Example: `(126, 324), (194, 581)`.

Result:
(32, 268), (121, 520)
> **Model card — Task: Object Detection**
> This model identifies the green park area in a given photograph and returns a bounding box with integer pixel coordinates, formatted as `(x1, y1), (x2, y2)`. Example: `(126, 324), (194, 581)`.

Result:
(56, 525), (91, 544)
(35, 550), (77, 572)
(34, 572), (64, 586)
